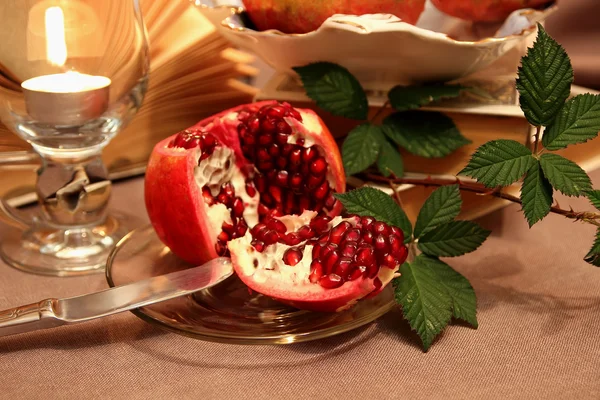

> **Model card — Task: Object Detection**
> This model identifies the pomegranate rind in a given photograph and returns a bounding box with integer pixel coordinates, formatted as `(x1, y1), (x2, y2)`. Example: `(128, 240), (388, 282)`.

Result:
(431, 0), (552, 22)
(145, 101), (345, 266)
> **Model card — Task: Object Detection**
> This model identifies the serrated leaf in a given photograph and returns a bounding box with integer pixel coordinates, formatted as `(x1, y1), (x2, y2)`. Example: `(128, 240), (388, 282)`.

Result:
(543, 94), (600, 150)
(459, 139), (535, 188)
(584, 228), (600, 267)
(394, 259), (453, 351)
(418, 221), (490, 257)
(388, 84), (466, 111)
(520, 162), (553, 227)
(415, 255), (478, 328)
(293, 62), (368, 120)
(334, 187), (412, 241)
(376, 137), (404, 178)
(341, 124), (381, 176)
(383, 111), (470, 158)
(586, 190), (600, 210)
(539, 153), (591, 196)
(414, 185), (462, 238)
(516, 24), (574, 126)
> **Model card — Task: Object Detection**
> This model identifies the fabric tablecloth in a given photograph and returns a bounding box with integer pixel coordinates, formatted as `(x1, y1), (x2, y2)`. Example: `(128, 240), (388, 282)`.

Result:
(1, 172), (600, 400)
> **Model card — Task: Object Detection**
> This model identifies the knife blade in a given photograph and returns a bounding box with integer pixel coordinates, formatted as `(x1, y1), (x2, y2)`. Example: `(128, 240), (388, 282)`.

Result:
(0, 257), (233, 338)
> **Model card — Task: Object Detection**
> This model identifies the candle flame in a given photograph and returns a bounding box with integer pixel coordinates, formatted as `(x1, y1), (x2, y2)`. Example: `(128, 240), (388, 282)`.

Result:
(45, 6), (67, 67)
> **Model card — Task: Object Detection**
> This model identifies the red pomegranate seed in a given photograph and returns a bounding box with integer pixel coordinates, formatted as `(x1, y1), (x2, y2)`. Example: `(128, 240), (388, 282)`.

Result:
(232, 198), (244, 218)
(264, 230), (280, 245)
(258, 134), (273, 146)
(321, 243), (337, 260)
(276, 170), (289, 187)
(396, 245), (409, 265)
(297, 225), (314, 239)
(290, 148), (302, 167)
(215, 242), (227, 256)
(374, 235), (389, 252)
(325, 193), (336, 209)
(275, 132), (288, 145)
(290, 173), (303, 190)
(251, 239), (264, 252)
(324, 250), (340, 274)
(283, 233), (302, 246)
(245, 181), (257, 197)
(314, 182), (329, 200)
(217, 231), (229, 242)
(302, 147), (318, 162)
(389, 235), (403, 254)
(267, 105), (286, 118)
(312, 243), (323, 260)
(307, 174), (325, 189)
(284, 194), (295, 214)
(202, 186), (214, 206)
(310, 216), (331, 233)
(266, 218), (287, 233)
(269, 185), (282, 203)
(282, 144), (294, 156)
(275, 157), (287, 169)
(366, 262), (379, 279)
(344, 228), (361, 243)
(251, 223), (267, 238)
(201, 133), (216, 148)
(255, 175), (267, 192)
(222, 223), (235, 236)
(258, 204), (270, 216)
(382, 253), (397, 268)
(319, 274), (343, 289)
(283, 248), (303, 266)
(348, 266), (366, 281)
(390, 226), (403, 237)
(248, 117), (260, 134)
(309, 260), (324, 283)
(299, 197), (311, 211)
(334, 257), (352, 277)
(277, 121), (291, 135)
(372, 221), (390, 236)
(256, 148), (270, 161)
(362, 231), (374, 244)
(297, 138), (305, 146)
(341, 243), (357, 258)
(309, 158), (327, 175)
(330, 221), (351, 244)
(355, 247), (375, 266)
(236, 222), (248, 238)
(360, 216), (375, 229)
(318, 232), (330, 244)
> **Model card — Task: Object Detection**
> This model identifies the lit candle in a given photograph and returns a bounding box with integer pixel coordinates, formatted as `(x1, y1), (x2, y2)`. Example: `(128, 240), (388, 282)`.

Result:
(21, 71), (111, 126)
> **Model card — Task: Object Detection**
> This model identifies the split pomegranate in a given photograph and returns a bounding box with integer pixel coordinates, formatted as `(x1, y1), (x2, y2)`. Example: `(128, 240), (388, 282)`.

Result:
(145, 101), (344, 266)
(431, 0), (553, 22)
(229, 211), (408, 312)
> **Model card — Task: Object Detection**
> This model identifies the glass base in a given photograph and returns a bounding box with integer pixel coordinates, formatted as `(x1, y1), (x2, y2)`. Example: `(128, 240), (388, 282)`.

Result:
(1, 212), (139, 277)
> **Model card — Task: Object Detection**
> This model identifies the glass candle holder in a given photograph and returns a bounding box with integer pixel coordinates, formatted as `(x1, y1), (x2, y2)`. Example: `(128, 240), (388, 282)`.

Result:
(0, 0), (149, 276)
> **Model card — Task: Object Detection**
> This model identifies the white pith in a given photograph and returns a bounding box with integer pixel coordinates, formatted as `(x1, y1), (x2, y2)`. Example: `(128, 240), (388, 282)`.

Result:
(230, 211), (356, 286)
(194, 146), (260, 240)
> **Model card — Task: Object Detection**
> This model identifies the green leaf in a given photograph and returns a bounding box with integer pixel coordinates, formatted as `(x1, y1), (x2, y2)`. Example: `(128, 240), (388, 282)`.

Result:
(459, 139), (535, 188)
(584, 228), (600, 267)
(520, 162), (553, 227)
(394, 258), (452, 351)
(388, 84), (466, 111)
(539, 153), (591, 196)
(543, 94), (600, 150)
(376, 137), (404, 178)
(383, 111), (470, 158)
(341, 124), (381, 176)
(586, 190), (600, 210)
(516, 24), (574, 126)
(418, 221), (490, 257)
(414, 256), (478, 328)
(334, 187), (412, 241)
(293, 62), (368, 120)
(414, 185), (462, 238)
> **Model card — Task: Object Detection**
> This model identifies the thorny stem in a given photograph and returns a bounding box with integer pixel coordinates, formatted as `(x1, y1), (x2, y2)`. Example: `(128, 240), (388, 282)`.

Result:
(369, 100), (390, 123)
(533, 125), (542, 154)
(366, 173), (600, 227)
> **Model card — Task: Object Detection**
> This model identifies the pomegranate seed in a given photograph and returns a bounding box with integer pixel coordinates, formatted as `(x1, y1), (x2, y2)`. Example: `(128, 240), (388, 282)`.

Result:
(355, 247), (375, 266)
(390, 226), (403, 237)
(344, 228), (361, 243)
(389, 235), (403, 254)
(366, 262), (379, 279)
(375, 235), (389, 252)
(282, 144), (294, 156)
(275, 157), (288, 169)
(275, 132), (288, 145)
(269, 208), (284, 218)
(312, 243), (323, 260)
(233, 198), (244, 218)
(222, 223), (235, 235)
(372, 221), (390, 236)
(284, 195), (295, 214)
(264, 230), (280, 245)
(348, 266), (366, 281)
(258, 204), (270, 216)
(330, 221), (351, 244)
(309, 260), (324, 283)
(290, 173), (303, 190)
(255, 175), (267, 192)
(314, 182), (329, 200)
(310, 216), (331, 233)
(341, 243), (357, 258)
(302, 147), (318, 162)
(236, 223), (248, 237)
(382, 253), (397, 268)
(201, 133), (216, 148)
(325, 193), (337, 209)
(309, 158), (327, 175)
(396, 245), (409, 265)
(269, 185), (282, 203)
(245, 181), (257, 197)
(268, 144), (281, 158)
(334, 257), (352, 277)
(267, 105), (286, 118)
(298, 225), (314, 239)
(249, 118), (260, 134)
(217, 231), (229, 242)
(277, 121), (291, 135)
(256, 148), (270, 161)
(257, 161), (275, 171)
(307, 174), (325, 189)
(283, 233), (302, 246)
(283, 248), (303, 266)
(251, 240), (264, 252)
(321, 243), (337, 260)
(251, 223), (267, 238)
(362, 231), (374, 244)
(202, 187), (214, 206)
(319, 274), (343, 289)
(299, 197), (311, 211)
(276, 171), (289, 187)
(324, 250), (340, 274)
(290, 148), (302, 167)
(318, 232), (330, 244)
(215, 242), (227, 256)
(266, 218), (287, 233)
(361, 216), (375, 229)
(297, 138), (305, 146)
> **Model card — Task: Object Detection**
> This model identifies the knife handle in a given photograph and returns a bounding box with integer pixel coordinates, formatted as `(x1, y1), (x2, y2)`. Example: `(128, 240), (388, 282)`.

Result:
(0, 299), (64, 337)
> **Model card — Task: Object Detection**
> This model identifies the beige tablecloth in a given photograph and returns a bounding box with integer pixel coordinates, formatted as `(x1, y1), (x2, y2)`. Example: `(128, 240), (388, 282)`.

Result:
(1, 172), (600, 399)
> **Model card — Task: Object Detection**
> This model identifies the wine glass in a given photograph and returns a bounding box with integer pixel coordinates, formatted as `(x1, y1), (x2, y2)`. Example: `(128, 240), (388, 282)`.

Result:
(0, 0), (149, 276)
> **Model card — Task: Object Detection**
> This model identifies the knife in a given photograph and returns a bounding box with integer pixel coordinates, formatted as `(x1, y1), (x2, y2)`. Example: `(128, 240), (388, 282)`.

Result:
(0, 257), (233, 338)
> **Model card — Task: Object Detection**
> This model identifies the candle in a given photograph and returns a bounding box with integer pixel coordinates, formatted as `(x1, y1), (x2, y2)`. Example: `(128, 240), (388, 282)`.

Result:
(21, 71), (111, 126)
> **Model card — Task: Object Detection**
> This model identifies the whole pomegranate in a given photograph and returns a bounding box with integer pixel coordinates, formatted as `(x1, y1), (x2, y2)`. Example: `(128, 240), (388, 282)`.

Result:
(242, 0), (427, 34)
(145, 101), (408, 312)
(431, 0), (553, 22)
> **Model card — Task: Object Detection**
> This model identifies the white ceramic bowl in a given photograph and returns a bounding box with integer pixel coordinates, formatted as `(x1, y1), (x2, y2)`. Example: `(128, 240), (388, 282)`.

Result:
(199, 1), (556, 88)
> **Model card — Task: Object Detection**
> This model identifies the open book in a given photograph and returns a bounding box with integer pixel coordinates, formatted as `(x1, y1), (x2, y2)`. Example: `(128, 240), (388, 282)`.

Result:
(0, 0), (257, 201)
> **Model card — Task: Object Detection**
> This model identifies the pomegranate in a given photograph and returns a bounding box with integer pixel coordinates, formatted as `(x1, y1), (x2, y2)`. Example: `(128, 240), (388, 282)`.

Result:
(229, 211), (408, 312)
(243, 0), (427, 34)
(145, 101), (345, 267)
(431, 0), (553, 22)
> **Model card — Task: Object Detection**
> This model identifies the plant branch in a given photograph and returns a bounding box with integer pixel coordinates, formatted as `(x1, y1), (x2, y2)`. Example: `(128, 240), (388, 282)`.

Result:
(369, 100), (390, 123)
(533, 125), (542, 154)
(365, 173), (600, 227)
